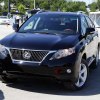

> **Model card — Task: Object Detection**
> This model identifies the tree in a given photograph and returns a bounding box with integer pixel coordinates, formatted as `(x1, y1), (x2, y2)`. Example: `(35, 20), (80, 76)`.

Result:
(89, 2), (97, 12)
(0, 0), (87, 15)
(65, 1), (86, 12)
(97, 0), (100, 10)
(39, 1), (50, 10)
(18, 4), (25, 13)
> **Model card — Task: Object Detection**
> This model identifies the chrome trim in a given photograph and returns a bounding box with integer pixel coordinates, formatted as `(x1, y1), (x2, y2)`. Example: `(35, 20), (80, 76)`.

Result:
(6, 47), (56, 64)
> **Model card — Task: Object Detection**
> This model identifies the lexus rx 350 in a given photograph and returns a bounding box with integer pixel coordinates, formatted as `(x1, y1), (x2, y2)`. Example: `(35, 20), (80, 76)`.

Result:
(0, 12), (99, 90)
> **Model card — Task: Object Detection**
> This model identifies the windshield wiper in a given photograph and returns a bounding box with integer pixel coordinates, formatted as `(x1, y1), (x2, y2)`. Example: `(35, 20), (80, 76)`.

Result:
(33, 31), (57, 35)
(19, 31), (30, 33)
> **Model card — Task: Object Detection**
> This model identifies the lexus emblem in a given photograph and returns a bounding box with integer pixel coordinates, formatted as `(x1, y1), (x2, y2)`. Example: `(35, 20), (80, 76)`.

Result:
(23, 51), (31, 60)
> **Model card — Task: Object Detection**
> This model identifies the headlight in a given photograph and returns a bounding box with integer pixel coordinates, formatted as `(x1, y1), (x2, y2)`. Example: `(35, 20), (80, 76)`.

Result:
(50, 48), (75, 60)
(0, 44), (7, 56)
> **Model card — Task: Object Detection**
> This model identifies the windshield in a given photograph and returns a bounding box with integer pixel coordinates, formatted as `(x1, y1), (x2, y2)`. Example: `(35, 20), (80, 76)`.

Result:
(19, 14), (79, 34)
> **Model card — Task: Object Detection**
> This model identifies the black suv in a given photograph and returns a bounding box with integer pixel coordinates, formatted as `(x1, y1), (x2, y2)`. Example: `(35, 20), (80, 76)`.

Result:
(0, 12), (99, 90)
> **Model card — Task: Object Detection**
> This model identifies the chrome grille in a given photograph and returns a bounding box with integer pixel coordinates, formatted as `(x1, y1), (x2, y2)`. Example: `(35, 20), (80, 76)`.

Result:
(10, 49), (49, 62)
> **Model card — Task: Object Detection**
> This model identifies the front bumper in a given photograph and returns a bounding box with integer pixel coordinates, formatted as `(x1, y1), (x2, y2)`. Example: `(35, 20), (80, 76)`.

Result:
(0, 49), (80, 82)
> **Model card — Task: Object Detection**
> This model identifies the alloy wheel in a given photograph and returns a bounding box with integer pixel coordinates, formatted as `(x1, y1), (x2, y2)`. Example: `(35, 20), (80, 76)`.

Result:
(75, 63), (87, 87)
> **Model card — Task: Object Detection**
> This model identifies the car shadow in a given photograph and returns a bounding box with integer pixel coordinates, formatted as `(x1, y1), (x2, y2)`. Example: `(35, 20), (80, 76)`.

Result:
(0, 90), (4, 100)
(6, 60), (100, 96)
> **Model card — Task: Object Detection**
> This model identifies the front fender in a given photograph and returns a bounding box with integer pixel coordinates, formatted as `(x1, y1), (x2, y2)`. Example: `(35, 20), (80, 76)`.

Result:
(72, 39), (87, 82)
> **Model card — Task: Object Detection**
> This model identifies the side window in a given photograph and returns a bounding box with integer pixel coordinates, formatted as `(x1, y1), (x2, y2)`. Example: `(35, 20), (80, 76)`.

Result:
(85, 16), (95, 28)
(81, 16), (88, 34)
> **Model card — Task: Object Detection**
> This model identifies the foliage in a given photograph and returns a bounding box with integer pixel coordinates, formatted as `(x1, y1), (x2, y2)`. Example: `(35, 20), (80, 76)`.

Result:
(18, 4), (25, 13)
(0, 0), (87, 15)
(89, 2), (97, 12)
(97, 0), (100, 10)
(65, 1), (87, 12)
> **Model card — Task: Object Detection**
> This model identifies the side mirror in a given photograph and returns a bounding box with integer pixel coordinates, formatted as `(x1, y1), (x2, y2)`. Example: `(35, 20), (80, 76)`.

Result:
(13, 24), (19, 32)
(86, 28), (95, 34)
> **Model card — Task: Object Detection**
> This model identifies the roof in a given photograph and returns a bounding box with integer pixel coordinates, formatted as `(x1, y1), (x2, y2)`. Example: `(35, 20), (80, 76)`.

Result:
(36, 11), (84, 16)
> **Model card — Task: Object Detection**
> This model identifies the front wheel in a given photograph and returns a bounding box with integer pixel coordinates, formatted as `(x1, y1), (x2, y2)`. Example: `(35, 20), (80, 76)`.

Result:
(74, 59), (88, 90)
(63, 59), (88, 90)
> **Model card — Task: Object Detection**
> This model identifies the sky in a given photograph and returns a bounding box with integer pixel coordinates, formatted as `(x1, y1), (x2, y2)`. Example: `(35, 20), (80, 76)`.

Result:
(73, 0), (94, 5)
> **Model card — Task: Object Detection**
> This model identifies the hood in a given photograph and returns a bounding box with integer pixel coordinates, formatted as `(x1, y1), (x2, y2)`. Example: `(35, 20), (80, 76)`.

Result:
(0, 33), (79, 50)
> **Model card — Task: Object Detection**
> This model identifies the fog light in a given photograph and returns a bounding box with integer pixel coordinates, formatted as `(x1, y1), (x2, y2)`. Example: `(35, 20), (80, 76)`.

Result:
(54, 68), (62, 75)
(66, 69), (71, 74)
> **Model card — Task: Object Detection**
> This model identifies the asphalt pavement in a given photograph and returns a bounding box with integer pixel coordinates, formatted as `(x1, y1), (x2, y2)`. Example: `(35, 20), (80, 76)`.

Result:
(0, 25), (100, 100)
(0, 25), (14, 40)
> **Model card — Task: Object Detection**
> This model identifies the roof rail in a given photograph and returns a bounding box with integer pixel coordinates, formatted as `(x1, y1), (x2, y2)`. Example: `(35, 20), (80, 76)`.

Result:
(36, 10), (48, 14)
(77, 11), (86, 14)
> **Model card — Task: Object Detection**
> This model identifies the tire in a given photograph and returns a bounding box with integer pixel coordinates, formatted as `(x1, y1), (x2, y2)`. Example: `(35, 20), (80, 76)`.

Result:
(63, 59), (89, 90)
(91, 48), (99, 69)
(0, 75), (17, 83)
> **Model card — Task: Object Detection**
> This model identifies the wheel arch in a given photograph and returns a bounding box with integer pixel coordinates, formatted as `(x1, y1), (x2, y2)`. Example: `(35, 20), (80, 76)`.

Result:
(82, 53), (87, 60)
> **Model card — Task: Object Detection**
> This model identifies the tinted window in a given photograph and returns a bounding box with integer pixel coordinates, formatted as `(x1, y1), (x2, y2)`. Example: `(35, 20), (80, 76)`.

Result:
(19, 14), (79, 34)
(85, 16), (95, 28)
(81, 16), (88, 34)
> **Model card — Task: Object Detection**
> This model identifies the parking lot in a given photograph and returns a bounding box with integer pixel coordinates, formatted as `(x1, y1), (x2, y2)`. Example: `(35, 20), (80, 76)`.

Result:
(0, 25), (100, 100)
(0, 25), (14, 40)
